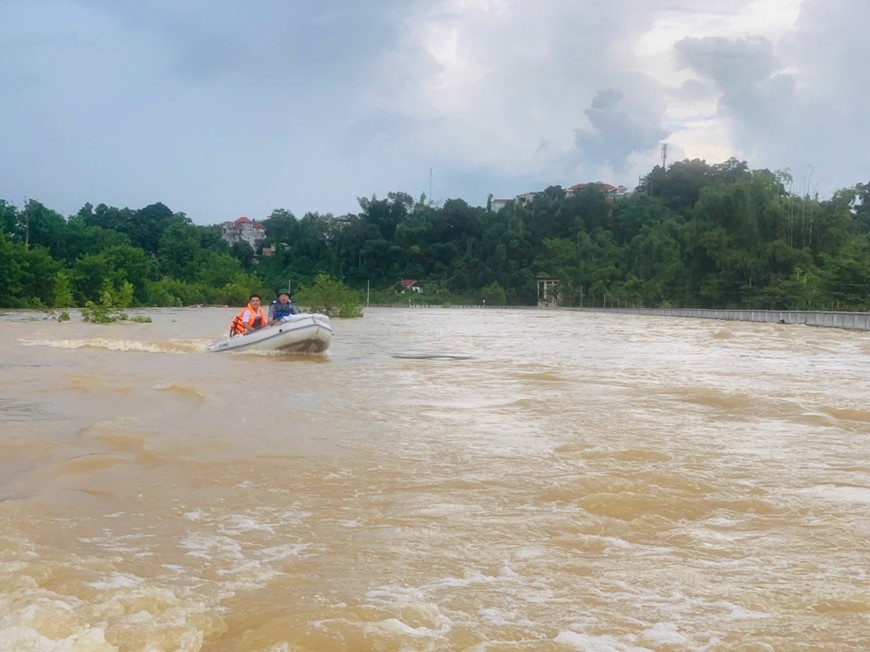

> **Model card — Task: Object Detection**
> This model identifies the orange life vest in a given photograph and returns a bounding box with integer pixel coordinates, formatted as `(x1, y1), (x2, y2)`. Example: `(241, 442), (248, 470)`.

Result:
(230, 304), (267, 336)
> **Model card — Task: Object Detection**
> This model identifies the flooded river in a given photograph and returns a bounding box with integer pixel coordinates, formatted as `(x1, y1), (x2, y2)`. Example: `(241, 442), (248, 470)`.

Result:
(1, 307), (868, 651)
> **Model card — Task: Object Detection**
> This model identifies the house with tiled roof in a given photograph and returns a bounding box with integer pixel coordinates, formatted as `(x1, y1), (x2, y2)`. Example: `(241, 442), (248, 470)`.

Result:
(400, 279), (422, 294)
(221, 216), (265, 249)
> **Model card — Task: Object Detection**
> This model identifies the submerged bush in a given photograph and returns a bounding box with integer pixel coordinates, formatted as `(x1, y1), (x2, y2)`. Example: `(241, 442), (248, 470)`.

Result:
(294, 273), (363, 318)
(81, 279), (135, 323)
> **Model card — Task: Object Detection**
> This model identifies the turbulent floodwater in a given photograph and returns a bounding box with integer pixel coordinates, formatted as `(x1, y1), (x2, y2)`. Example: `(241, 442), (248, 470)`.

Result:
(1, 306), (868, 651)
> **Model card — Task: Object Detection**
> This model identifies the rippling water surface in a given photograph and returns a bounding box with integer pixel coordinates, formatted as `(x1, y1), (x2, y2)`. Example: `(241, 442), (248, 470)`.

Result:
(1, 307), (868, 651)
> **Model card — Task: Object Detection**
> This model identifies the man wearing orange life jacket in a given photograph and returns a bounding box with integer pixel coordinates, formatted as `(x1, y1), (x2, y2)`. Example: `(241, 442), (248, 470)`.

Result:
(230, 294), (268, 336)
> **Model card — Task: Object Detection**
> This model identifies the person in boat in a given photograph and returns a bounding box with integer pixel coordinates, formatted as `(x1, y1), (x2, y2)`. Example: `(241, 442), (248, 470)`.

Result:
(230, 294), (268, 336)
(269, 289), (298, 323)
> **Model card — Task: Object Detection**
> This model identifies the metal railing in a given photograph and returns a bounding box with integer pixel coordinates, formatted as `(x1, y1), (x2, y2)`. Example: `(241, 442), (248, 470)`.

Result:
(365, 304), (870, 331)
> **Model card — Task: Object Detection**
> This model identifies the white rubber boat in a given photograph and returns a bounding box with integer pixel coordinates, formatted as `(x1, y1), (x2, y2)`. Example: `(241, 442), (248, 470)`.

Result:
(208, 313), (332, 353)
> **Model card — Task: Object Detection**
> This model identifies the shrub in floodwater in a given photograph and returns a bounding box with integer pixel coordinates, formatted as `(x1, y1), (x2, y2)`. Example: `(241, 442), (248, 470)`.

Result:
(30, 297), (66, 321)
(294, 273), (363, 318)
(53, 270), (75, 308)
(81, 279), (136, 323)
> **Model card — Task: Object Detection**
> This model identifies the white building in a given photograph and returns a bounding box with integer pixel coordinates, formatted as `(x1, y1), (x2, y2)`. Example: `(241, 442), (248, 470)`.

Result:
(566, 183), (629, 197)
(221, 216), (265, 249)
(489, 192), (538, 213)
(490, 198), (510, 213)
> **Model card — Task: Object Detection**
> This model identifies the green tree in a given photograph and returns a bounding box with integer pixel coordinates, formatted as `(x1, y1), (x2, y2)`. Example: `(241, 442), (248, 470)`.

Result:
(53, 270), (75, 308)
(0, 200), (19, 237)
(295, 273), (362, 318)
(229, 241), (256, 268)
(821, 235), (870, 309)
(159, 222), (204, 281)
(21, 199), (67, 256)
(128, 202), (182, 255)
(18, 246), (60, 306)
(480, 281), (507, 305)
(0, 230), (24, 306)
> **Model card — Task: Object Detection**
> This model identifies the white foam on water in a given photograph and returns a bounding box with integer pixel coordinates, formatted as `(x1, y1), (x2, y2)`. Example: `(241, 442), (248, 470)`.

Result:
(498, 564), (520, 579)
(587, 534), (634, 550)
(77, 532), (156, 555)
(88, 572), (143, 590)
(18, 338), (209, 354)
(215, 563), (281, 584)
(798, 484), (870, 505)
(255, 544), (310, 563)
(641, 622), (688, 645)
(172, 505), (316, 596)
(366, 586), (428, 603)
(218, 515), (276, 535)
(712, 600), (770, 620)
(476, 607), (534, 627)
(179, 533), (243, 560)
(0, 575), (219, 652)
(364, 617), (448, 640)
(0, 623), (112, 652)
(704, 516), (741, 527)
(184, 508), (207, 521)
(554, 629), (651, 651)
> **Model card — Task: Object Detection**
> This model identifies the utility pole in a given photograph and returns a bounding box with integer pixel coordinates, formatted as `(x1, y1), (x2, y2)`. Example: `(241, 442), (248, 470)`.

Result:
(429, 167), (433, 206)
(23, 196), (30, 248)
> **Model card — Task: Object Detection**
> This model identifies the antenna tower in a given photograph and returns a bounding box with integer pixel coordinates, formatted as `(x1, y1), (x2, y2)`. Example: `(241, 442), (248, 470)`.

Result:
(661, 143), (668, 170)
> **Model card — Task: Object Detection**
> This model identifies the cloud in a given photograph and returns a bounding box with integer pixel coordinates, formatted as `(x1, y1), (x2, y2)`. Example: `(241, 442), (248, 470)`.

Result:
(673, 35), (797, 158)
(0, 0), (407, 221)
(572, 89), (670, 173)
(361, 0), (675, 193)
(675, 36), (780, 88)
(1, 0), (866, 223)
(671, 0), (870, 193)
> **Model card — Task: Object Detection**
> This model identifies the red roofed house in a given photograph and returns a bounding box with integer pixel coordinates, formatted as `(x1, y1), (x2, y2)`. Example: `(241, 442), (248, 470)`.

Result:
(400, 279), (423, 294)
(221, 216), (265, 249)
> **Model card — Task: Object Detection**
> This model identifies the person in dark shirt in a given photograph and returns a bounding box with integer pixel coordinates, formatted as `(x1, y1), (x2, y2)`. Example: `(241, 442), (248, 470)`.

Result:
(269, 289), (298, 323)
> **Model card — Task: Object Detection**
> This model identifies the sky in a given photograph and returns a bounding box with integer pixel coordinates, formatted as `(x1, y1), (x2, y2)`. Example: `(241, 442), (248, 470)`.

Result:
(1, 0), (868, 225)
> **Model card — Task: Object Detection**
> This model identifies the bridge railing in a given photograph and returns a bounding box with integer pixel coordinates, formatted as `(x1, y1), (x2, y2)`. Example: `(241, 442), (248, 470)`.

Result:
(365, 304), (870, 331)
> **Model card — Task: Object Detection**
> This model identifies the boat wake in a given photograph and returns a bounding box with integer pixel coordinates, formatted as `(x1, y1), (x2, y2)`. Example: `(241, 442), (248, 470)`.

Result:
(18, 338), (211, 354)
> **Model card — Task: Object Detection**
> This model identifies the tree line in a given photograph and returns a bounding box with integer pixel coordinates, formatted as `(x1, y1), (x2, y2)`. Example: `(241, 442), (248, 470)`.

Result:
(1, 157), (868, 311)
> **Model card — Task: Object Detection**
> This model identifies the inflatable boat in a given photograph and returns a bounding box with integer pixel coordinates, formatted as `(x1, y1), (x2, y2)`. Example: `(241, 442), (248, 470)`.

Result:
(208, 313), (332, 354)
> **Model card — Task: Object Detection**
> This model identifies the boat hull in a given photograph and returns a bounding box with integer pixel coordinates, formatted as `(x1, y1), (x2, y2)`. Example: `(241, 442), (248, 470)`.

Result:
(208, 313), (332, 353)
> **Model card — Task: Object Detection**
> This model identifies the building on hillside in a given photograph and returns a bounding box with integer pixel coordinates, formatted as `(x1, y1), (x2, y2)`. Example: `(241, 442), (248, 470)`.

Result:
(489, 191), (539, 213)
(490, 198), (511, 213)
(221, 216), (265, 249)
(400, 279), (423, 294)
(566, 182), (629, 197)
(515, 191), (538, 206)
(489, 183), (629, 213)
(537, 275), (560, 307)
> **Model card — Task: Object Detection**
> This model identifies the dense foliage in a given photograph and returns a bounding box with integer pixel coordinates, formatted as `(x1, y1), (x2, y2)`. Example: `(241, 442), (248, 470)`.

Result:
(294, 273), (363, 318)
(1, 157), (868, 311)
